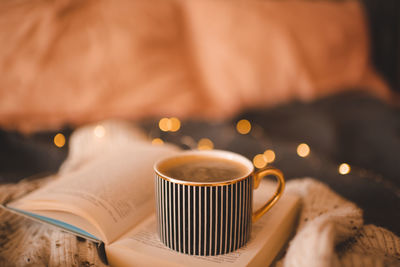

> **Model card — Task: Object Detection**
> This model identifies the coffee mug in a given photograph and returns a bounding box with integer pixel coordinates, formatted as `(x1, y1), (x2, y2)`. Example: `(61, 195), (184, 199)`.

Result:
(154, 150), (285, 256)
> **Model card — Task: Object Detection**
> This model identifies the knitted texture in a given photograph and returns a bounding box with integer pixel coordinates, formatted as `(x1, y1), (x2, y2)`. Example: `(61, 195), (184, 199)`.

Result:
(0, 178), (107, 267)
(279, 179), (400, 267)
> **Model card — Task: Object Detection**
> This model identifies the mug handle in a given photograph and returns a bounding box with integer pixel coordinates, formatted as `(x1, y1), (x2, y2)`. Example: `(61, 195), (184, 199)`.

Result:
(252, 168), (285, 222)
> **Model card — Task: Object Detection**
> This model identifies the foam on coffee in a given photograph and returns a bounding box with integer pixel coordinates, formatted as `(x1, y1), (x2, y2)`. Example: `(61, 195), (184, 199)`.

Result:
(158, 155), (250, 183)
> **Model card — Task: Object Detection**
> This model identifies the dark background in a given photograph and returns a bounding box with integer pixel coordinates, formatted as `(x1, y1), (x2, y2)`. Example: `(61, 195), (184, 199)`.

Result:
(363, 0), (400, 92)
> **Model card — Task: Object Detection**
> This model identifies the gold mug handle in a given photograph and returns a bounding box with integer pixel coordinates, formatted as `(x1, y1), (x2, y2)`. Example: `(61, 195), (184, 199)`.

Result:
(252, 168), (285, 222)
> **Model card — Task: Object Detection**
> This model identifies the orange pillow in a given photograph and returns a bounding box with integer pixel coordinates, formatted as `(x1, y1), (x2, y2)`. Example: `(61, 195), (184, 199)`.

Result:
(0, 0), (389, 132)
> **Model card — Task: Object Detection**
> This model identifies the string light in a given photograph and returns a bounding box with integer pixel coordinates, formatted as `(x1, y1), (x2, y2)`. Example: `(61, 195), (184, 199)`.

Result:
(339, 163), (351, 175)
(297, 143), (310, 158)
(169, 117), (181, 132)
(253, 154), (267, 169)
(159, 118), (171, 132)
(236, 119), (251, 135)
(152, 138), (164, 145)
(159, 117), (181, 132)
(94, 125), (105, 138)
(54, 133), (66, 148)
(263, 149), (276, 163)
(198, 138), (214, 150)
(147, 120), (398, 197)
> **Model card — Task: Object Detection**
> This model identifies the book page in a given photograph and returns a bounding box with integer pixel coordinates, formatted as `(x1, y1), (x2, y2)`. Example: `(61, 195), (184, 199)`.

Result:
(8, 142), (179, 244)
(106, 181), (300, 267)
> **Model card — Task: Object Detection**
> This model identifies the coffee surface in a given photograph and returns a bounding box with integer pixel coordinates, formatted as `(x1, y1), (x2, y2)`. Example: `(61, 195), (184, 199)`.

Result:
(159, 155), (249, 182)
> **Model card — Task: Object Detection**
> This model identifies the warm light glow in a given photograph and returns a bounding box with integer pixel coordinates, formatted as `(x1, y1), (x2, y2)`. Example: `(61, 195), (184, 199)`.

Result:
(151, 138), (164, 145)
(263, 149), (276, 163)
(54, 133), (66, 148)
(297, 143), (310, 158)
(94, 125), (105, 138)
(198, 138), (214, 150)
(339, 163), (351, 175)
(169, 117), (181, 132)
(159, 118), (171, 132)
(253, 154), (267, 169)
(236, 119), (251, 135)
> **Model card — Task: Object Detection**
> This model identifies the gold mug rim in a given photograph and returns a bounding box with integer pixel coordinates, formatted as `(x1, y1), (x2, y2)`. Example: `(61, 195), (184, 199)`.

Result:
(154, 149), (254, 187)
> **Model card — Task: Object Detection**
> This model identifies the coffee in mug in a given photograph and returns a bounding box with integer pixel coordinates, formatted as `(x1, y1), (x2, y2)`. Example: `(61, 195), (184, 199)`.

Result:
(157, 155), (249, 182)
(154, 150), (285, 256)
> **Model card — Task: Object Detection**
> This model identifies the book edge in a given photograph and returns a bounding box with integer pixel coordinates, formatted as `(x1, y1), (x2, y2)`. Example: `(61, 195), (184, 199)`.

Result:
(1, 204), (103, 244)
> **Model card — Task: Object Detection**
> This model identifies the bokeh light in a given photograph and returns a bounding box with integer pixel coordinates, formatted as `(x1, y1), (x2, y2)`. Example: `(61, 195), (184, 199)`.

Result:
(151, 138), (164, 145)
(297, 143), (310, 158)
(54, 133), (66, 148)
(159, 117), (181, 132)
(94, 125), (105, 138)
(159, 118), (171, 132)
(198, 138), (214, 150)
(339, 163), (351, 175)
(263, 149), (276, 163)
(236, 119), (251, 135)
(169, 117), (181, 132)
(253, 154), (267, 169)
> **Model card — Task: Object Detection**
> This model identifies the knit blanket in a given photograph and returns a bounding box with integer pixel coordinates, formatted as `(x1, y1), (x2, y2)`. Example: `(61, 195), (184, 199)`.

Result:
(1, 122), (399, 266)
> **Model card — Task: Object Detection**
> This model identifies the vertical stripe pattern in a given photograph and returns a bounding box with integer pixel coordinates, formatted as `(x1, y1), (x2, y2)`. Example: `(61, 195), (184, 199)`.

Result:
(155, 175), (253, 256)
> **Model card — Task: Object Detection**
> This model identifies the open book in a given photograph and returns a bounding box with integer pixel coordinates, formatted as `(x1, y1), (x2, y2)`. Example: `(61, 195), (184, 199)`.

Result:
(4, 141), (300, 266)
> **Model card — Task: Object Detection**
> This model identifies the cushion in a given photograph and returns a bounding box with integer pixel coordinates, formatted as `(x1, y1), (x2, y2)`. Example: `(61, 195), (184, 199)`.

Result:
(0, 0), (390, 132)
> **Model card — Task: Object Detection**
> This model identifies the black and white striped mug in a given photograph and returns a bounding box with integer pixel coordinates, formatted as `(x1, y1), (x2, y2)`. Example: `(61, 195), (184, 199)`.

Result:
(154, 150), (285, 256)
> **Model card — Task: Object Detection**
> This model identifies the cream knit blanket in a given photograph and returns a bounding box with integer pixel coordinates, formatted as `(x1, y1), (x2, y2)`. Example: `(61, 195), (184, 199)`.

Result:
(1, 122), (399, 266)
